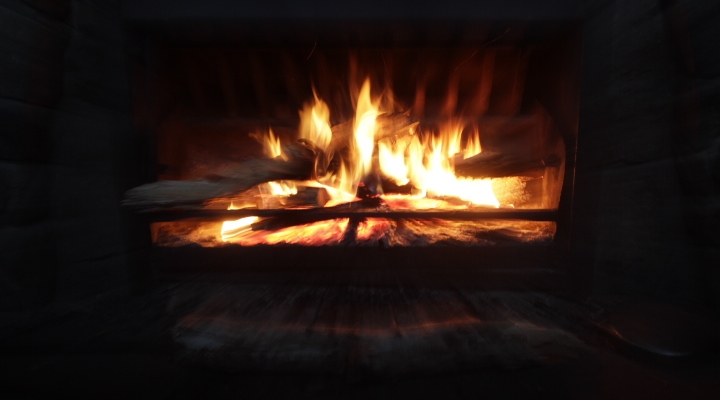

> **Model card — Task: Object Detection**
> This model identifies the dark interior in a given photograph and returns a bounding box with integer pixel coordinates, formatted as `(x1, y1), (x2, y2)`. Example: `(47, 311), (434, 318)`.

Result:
(2, 0), (720, 398)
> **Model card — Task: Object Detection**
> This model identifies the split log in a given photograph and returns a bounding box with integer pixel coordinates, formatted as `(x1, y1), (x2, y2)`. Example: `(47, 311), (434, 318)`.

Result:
(123, 140), (319, 209)
(202, 186), (326, 210)
(454, 152), (562, 178)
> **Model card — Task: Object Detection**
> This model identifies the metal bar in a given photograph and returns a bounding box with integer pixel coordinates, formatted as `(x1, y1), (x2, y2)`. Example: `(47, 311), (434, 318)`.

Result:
(143, 208), (558, 222)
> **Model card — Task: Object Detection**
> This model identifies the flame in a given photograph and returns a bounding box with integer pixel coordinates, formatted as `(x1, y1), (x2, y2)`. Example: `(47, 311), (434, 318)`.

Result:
(264, 181), (297, 197)
(464, 126), (482, 159)
(299, 93), (332, 151)
(378, 135), (411, 186)
(252, 128), (285, 160)
(228, 219), (350, 246)
(314, 78), (381, 206)
(353, 79), (379, 179)
(408, 136), (499, 206)
(221, 216), (259, 242)
(438, 119), (463, 158)
(378, 120), (499, 207)
(321, 162), (359, 206)
(214, 77), (525, 246)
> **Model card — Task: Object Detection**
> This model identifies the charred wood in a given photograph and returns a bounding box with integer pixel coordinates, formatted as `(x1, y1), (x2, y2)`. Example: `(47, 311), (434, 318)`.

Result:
(123, 140), (320, 209)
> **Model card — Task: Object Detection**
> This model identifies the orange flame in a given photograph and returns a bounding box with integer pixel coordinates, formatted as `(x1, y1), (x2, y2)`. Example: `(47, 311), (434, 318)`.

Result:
(221, 216), (259, 242)
(353, 78), (379, 179)
(464, 126), (482, 159)
(377, 119), (498, 207)
(299, 93), (332, 151)
(227, 219), (349, 246)
(251, 128), (285, 160)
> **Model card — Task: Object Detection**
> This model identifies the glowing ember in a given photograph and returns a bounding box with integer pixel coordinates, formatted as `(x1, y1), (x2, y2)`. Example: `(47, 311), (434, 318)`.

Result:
(221, 216), (259, 242)
(356, 218), (393, 242)
(226, 219), (350, 246)
(380, 194), (470, 210)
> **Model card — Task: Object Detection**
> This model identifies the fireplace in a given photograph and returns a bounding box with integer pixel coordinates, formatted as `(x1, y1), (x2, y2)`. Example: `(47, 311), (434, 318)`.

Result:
(5, 0), (720, 393)
(125, 18), (583, 286)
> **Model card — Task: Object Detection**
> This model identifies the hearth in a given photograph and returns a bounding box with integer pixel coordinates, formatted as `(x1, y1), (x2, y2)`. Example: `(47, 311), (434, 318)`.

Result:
(124, 19), (582, 285)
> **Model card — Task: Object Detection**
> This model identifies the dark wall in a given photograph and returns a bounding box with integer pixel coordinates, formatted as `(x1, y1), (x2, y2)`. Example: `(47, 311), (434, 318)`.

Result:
(0, 0), (141, 310)
(574, 0), (720, 304)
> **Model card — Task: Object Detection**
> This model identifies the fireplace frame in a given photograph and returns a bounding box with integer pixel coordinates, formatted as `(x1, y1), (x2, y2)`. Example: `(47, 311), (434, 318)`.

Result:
(126, 16), (585, 292)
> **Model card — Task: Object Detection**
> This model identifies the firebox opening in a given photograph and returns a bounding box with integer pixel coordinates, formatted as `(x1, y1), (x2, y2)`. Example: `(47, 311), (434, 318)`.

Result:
(131, 20), (581, 251)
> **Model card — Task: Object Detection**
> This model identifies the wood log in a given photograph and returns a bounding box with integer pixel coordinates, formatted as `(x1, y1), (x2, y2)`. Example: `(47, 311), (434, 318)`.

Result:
(124, 113), (418, 210)
(454, 151), (562, 178)
(123, 141), (319, 209)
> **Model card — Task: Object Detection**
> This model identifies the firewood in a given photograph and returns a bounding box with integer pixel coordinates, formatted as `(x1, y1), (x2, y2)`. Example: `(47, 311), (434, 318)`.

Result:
(123, 140), (320, 209)
(454, 152), (561, 178)
(124, 113), (418, 210)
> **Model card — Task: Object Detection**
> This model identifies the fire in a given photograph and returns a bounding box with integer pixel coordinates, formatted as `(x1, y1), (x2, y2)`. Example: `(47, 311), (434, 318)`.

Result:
(251, 128), (284, 160)
(377, 118), (499, 207)
(320, 163), (360, 206)
(221, 216), (259, 242)
(464, 126), (482, 159)
(353, 79), (379, 179)
(404, 131), (499, 207)
(263, 181), (297, 197)
(378, 135), (412, 186)
(217, 78), (529, 245)
(299, 93), (332, 151)
(228, 219), (350, 246)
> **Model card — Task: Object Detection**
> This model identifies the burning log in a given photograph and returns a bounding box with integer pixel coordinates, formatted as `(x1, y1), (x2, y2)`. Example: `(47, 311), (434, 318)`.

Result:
(123, 140), (320, 209)
(454, 152), (562, 178)
(331, 111), (416, 144)
(123, 112), (420, 210)
(326, 111), (417, 156)
(249, 198), (383, 231)
(316, 111), (418, 177)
